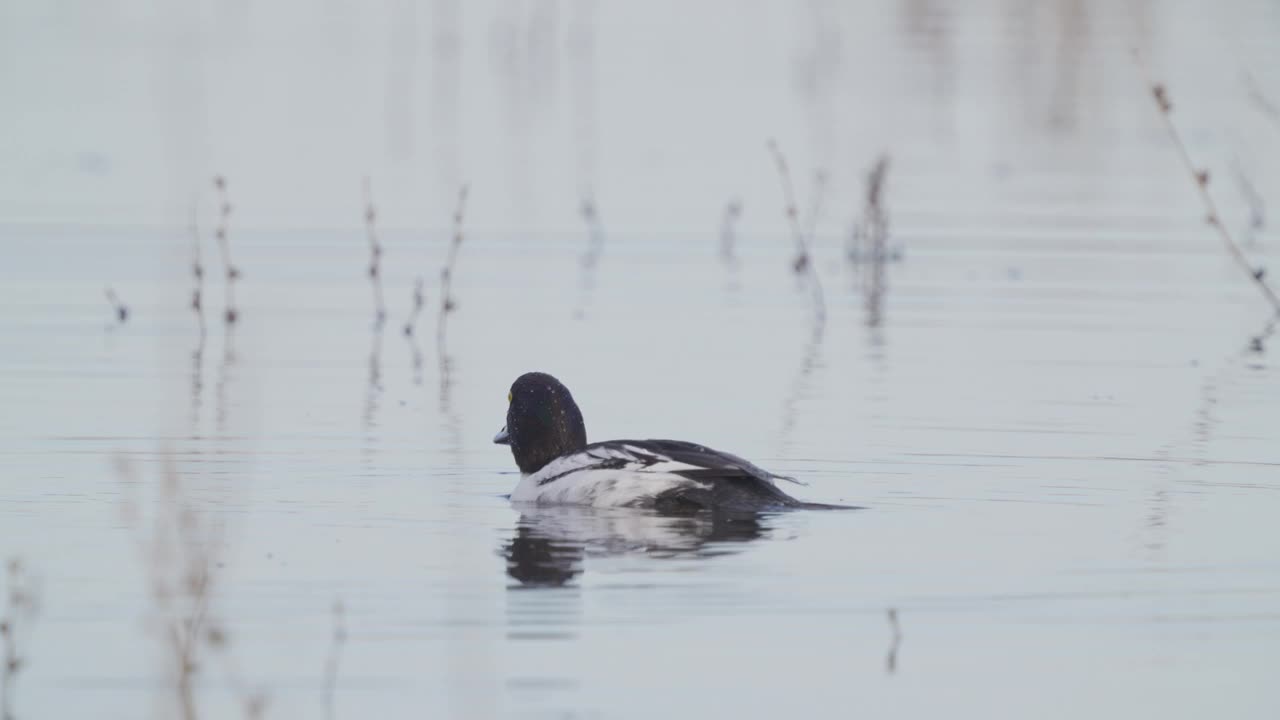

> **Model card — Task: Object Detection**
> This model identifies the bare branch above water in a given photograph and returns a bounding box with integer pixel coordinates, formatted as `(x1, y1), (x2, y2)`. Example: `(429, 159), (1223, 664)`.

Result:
(1, 558), (40, 720)
(767, 139), (827, 320)
(719, 198), (743, 267)
(362, 177), (387, 327)
(437, 183), (470, 348)
(212, 176), (240, 324)
(190, 205), (206, 338)
(104, 287), (128, 324)
(1137, 58), (1280, 314)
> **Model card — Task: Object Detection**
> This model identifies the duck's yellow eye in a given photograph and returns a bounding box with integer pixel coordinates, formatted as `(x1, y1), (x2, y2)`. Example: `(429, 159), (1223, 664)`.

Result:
(508, 391), (513, 404)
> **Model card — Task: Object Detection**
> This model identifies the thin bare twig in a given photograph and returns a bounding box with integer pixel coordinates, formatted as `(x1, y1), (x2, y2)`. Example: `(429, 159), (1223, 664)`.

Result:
(213, 176), (240, 324)
(1136, 61), (1280, 313)
(403, 277), (425, 337)
(104, 287), (129, 323)
(766, 140), (826, 318)
(437, 184), (470, 347)
(580, 194), (605, 270)
(719, 198), (743, 266)
(574, 192), (607, 318)
(191, 206), (207, 338)
(403, 277), (426, 385)
(362, 178), (386, 326)
(1, 559), (39, 720)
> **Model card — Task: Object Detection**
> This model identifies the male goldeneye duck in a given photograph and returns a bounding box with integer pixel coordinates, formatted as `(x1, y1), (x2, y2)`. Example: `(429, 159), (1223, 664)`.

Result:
(494, 371), (836, 511)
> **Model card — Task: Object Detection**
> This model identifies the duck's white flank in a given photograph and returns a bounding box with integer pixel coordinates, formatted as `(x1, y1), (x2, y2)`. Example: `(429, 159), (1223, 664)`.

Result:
(510, 443), (750, 507)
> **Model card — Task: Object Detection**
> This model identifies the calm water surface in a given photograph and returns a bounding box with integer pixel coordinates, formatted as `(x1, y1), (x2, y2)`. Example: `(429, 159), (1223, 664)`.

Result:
(2, 0), (1280, 718)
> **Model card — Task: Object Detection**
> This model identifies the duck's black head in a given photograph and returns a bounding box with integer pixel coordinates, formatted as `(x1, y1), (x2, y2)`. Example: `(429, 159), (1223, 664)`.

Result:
(494, 372), (587, 474)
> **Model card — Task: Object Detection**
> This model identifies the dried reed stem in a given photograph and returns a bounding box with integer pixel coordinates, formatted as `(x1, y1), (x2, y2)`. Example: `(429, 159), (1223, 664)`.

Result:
(213, 176), (240, 324)
(362, 178), (386, 326)
(1, 559), (38, 720)
(766, 140), (826, 317)
(437, 184), (469, 347)
(1138, 69), (1280, 313)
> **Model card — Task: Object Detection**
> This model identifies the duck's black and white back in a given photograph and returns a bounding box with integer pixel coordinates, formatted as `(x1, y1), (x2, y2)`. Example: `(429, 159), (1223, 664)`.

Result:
(510, 438), (806, 511)
(495, 372), (843, 512)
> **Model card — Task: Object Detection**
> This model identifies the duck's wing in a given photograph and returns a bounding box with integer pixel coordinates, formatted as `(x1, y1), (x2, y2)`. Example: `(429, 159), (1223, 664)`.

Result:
(611, 439), (803, 485)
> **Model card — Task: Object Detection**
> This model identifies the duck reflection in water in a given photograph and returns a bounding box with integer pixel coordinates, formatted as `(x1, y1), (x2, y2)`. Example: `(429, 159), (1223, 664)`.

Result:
(502, 506), (772, 588)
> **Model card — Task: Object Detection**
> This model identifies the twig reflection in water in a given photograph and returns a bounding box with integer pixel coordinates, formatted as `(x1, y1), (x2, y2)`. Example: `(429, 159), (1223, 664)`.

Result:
(116, 454), (267, 720)
(885, 608), (902, 674)
(1, 559), (39, 720)
(1144, 314), (1277, 558)
(435, 184), (469, 458)
(363, 322), (384, 449)
(848, 155), (893, 327)
(323, 600), (346, 720)
(436, 343), (463, 461)
(502, 507), (769, 588)
(779, 314), (825, 448)
(766, 139), (826, 318)
(769, 141), (829, 447)
(215, 323), (237, 435)
(190, 329), (205, 434)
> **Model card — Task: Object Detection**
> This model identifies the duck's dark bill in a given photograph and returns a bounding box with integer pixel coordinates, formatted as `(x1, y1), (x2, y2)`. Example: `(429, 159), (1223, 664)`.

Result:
(493, 426), (510, 445)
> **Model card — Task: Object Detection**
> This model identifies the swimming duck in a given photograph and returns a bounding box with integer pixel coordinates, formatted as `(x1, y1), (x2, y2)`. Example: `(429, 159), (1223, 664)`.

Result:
(493, 372), (833, 511)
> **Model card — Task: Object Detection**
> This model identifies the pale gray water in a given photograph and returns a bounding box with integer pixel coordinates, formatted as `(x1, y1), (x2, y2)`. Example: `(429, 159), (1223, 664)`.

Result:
(2, 1), (1280, 718)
